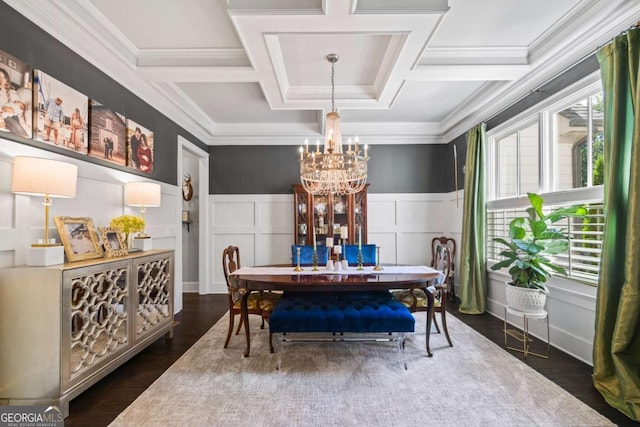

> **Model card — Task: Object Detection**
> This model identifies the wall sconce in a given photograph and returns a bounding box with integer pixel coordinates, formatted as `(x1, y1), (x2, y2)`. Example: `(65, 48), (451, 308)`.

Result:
(11, 156), (78, 265)
(125, 181), (161, 248)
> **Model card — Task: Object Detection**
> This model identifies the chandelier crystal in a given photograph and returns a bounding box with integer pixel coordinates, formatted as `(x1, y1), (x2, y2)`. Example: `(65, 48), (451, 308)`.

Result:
(299, 54), (369, 195)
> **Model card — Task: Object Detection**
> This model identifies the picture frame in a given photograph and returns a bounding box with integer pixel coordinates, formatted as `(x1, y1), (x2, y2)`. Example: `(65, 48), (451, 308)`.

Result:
(54, 216), (104, 262)
(34, 70), (89, 154)
(88, 99), (127, 166)
(126, 118), (154, 173)
(99, 227), (128, 257)
(0, 48), (33, 138)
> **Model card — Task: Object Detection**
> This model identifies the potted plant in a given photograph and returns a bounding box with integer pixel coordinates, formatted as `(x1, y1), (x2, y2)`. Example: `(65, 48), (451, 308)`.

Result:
(490, 193), (586, 314)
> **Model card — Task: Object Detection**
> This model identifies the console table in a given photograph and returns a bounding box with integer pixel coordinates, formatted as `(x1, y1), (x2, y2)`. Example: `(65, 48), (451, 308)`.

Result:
(0, 249), (174, 417)
(230, 265), (443, 358)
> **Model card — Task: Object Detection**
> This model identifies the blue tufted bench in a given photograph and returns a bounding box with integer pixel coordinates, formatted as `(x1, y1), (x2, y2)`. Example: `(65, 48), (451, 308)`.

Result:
(269, 291), (415, 367)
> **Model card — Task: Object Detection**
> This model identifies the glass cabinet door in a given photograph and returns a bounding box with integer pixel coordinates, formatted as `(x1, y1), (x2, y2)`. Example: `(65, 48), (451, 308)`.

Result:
(354, 188), (367, 244)
(331, 193), (348, 244)
(295, 191), (308, 245)
(313, 194), (329, 246)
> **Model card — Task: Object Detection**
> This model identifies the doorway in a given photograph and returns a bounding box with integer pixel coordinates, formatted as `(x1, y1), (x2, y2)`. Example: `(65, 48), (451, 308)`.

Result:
(178, 136), (210, 296)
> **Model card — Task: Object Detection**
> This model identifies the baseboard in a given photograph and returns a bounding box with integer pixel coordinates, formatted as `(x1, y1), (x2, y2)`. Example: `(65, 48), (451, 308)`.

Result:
(182, 281), (199, 293)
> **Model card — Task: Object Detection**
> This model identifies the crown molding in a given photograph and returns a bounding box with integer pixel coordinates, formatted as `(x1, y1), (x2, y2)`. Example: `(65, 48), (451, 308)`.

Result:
(209, 120), (443, 145)
(419, 46), (528, 65)
(138, 66), (259, 83)
(353, 0), (449, 15)
(137, 48), (249, 67)
(411, 64), (530, 81)
(227, 0), (325, 15)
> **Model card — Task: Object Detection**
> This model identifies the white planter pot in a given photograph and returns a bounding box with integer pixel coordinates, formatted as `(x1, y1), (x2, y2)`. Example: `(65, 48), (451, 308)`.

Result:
(505, 282), (547, 314)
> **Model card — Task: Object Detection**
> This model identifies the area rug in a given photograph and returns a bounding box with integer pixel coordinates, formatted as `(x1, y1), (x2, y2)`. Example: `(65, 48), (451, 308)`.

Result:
(110, 312), (613, 427)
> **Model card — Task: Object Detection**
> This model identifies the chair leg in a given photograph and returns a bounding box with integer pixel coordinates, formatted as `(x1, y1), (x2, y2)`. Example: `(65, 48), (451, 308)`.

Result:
(441, 311), (453, 347)
(224, 310), (235, 348)
(269, 332), (274, 354)
(260, 315), (266, 329)
(235, 315), (244, 335)
(432, 312), (441, 333)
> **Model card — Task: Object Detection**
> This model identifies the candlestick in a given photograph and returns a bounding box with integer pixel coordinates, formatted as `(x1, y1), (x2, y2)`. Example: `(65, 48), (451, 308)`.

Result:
(373, 246), (383, 271)
(340, 226), (348, 239)
(305, 138), (309, 153)
(313, 226), (316, 250)
(299, 146), (303, 160)
(316, 139), (320, 153)
(294, 246), (303, 271)
(358, 226), (362, 250)
(312, 248), (318, 271)
(326, 237), (333, 248)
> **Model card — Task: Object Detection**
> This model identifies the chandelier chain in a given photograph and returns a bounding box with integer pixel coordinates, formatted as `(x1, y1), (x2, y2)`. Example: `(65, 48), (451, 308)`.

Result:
(331, 59), (335, 113)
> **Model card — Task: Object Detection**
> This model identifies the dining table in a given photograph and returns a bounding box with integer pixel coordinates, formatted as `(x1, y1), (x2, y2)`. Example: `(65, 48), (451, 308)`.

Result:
(229, 265), (444, 358)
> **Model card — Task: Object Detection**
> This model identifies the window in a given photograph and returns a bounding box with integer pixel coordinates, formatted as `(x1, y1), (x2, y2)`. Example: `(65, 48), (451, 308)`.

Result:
(552, 93), (604, 190)
(495, 121), (539, 198)
(487, 75), (604, 285)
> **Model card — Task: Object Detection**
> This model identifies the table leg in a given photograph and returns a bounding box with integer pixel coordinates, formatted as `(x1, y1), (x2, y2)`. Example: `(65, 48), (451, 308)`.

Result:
(425, 287), (434, 357)
(242, 291), (251, 357)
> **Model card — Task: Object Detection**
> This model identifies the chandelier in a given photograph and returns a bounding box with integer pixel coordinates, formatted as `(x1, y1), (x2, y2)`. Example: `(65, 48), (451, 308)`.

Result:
(299, 54), (369, 195)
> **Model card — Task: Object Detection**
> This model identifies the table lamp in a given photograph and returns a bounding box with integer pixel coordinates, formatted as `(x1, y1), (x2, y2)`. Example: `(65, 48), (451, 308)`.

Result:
(125, 181), (161, 250)
(11, 156), (78, 266)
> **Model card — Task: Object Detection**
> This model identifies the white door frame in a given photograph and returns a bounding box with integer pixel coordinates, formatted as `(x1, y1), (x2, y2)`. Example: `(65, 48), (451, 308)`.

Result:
(177, 135), (211, 295)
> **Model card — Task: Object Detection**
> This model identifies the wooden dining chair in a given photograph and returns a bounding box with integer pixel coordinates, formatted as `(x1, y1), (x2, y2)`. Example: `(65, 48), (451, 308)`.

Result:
(222, 245), (280, 348)
(432, 236), (456, 301)
(392, 245), (453, 347)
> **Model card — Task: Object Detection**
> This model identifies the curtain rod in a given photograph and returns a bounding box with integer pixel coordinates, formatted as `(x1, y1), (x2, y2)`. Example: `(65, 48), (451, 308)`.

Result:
(595, 20), (640, 53)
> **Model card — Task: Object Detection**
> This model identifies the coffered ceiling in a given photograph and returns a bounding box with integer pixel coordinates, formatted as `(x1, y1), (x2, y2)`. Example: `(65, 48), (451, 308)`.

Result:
(5, 0), (640, 145)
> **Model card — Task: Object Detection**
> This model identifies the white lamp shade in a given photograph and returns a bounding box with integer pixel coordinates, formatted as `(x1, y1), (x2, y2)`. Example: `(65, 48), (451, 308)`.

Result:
(11, 156), (78, 198)
(125, 182), (161, 207)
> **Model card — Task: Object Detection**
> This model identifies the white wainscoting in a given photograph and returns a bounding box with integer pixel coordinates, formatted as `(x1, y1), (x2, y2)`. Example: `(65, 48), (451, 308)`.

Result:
(210, 192), (463, 294)
(0, 138), (184, 313)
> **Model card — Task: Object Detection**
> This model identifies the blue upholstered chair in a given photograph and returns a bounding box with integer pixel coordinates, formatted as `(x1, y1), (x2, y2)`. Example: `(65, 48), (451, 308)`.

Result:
(291, 245), (329, 266)
(343, 244), (377, 266)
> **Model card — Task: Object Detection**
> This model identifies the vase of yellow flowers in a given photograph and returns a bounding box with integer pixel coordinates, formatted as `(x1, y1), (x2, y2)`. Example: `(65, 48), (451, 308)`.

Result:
(110, 215), (145, 250)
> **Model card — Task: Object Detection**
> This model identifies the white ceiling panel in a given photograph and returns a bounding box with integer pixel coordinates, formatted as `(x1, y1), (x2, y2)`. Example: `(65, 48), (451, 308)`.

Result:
(89, 0), (243, 49)
(340, 80), (485, 123)
(430, 0), (583, 46)
(177, 82), (318, 123)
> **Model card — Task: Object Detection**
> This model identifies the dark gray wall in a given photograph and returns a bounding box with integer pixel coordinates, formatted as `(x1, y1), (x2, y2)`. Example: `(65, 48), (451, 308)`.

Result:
(0, 2), (208, 186)
(210, 144), (452, 194)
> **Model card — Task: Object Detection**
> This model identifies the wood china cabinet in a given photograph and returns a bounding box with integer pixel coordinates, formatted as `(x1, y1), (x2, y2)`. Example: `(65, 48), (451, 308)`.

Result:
(293, 183), (368, 246)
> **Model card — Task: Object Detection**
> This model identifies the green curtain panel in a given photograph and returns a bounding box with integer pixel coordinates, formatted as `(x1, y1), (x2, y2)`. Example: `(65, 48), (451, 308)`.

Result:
(458, 123), (487, 314)
(593, 28), (640, 422)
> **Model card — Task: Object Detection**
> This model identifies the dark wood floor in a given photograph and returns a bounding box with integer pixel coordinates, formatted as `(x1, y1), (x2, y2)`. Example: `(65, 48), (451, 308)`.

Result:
(64, 294), (637, 426)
